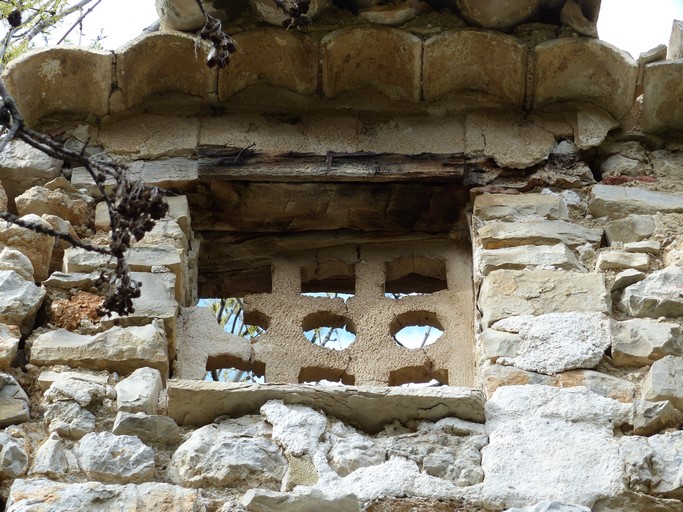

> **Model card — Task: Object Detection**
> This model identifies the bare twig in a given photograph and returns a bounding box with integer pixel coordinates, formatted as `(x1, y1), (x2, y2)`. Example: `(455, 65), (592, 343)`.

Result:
(55, 0), (102, 45)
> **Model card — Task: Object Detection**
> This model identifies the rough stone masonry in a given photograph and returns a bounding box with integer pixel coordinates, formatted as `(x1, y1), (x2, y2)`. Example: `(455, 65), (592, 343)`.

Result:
(1, 0), (683, 510)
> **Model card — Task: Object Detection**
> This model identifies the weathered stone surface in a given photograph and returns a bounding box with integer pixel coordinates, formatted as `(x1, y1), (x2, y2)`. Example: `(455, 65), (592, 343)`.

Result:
(262, 400), (326, 457)
(593, 492), (683, 512)
(623, 240), (660, 255)
(44, 401), (95, 439)
(478, 243), (585, 276)
(611, 269), (646, 292)
(0, 432), (28, 479)
(30, 323), (169, 376)
(0, 324), (20, 370)
(15, 185), (90, 225)
(642, 356), (683, 411)
(49, 290), (102, 331)
(612, 319), (683, 367)
(491, 313), (611, 375)
(358, 2), (424, 26)
(643, 60), (683, 133)
(76, 432), (155, 484)
(37, 370), (109, 392)
(0, 215), (54, 281)
(622, 431), (683, 497)
(112, 411), (181, 444)
(251, 0), (329, 26)
(0, 372), (30, 427)
(533, 38), (637, 120)
(0, 140), (61, 203)
(0, 270), (44, 335)
(455, 0), (540, 29)
(473, 193), (567, 221)
(505, 502), (590, 512)
(604, 214), (655, 243)
(600, 154), (650, 178)
(595, 250), (649, 271)
(481, 385), (629, 508)
(478, 221), (602, 249)
(0, 181), (7, 210)
(174, 305), (251, 380)
(651, 150), (683, 181)
(219, 29), (318, 99)
(481, 329), (521, 361)
(42, 271), (98, 290)
(156, 0), (206, 30)
(478, 270), (609, 327)
(589, 184), (683, 219)
(242, 488), (361, 512)
(29, 432), (75, 478)
(116, 367), (163, 415)
(423, 30), (525, 106)
(2, 46), (111, 125)
(0, 246), (34, 281)
(169, 420), (287, 488)
(326, 420), (387, 477)
(321, 27), (421, 101)
(631, 399), (683, 436)
(168, 381), (485, 430)
(571, 103), (619, 150)
(482, 365), (635, 403)
(620, 267), (683, 318)
(5, 478), (201, 511)
(44, 377), (110, 407)
(465, 112), (556, 169)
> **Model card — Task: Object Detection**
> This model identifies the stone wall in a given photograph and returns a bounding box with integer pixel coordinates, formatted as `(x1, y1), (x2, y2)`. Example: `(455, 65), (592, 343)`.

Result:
(2, 1), (683, 511)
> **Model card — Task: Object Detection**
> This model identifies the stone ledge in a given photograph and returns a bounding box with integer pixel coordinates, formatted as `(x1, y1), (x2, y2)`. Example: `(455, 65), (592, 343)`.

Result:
(167, 381), (485, 432)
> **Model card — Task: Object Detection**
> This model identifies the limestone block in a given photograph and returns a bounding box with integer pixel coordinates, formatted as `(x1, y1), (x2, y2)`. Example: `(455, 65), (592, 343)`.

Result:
(15, 186), (90, 225)
(0, 246), (34, 281)
(589, 184), (683, 219)
(478, 243), (585, 276)
(612, 319), (683, 367)
(218, 29), (318, 100)
(642, 356), (683, 410)
(491, 312), (611, 375)
(29, 432), (74, 478)
(168, 422), (287, 488)
(0, 432), (28, 479)
(482, 365), (636, 403)
(115, 32), (212, 111)
(423, 30), (525, 106)
(112, 412), (181, 445)
(44, 401), (96, 439)
(611, 269), (646, 292)
(668, 19), (683, 59)
(155, 0), (205, 31)
(116, 367), (163, 415)
(532, 38), (637, 121)
(321, 27), (421, 101)
(2, 46), (111, 125)
(0, 372), (30, 428)
(624, 240), (660, 255)
(478, 270), (609, 327)
(600, 154), (650, 178)
(604, 215), (655, 244)
(571, 103), (619, 150)
(593, 492), (683, 511)
(455, 0), (540, 29)
(250, 0), (329, 27)
(0, 324), (20, 371)
(174, 306), (251, 380)
(0, 215), (54, 281)
(37, 370), (109, 392)
(481, 329), (521, 360)
(5, 478), (201, 511)
(326, 420), (386, 477)
(0, 181), (7, 210)
(473, 193), (567, 221)
(242, 489), (361, 512)
(481, 385), (629, 508)
(0, 270), (45, 335)
(465, 111), (557, 169)
(478, 220), (603, 249)
(75, 432), (155, 484)
(643, 61), (683, 133)
(505, 503), (590, 512)
(631, 399), (683, 436)
(0, 140), (61, 203)
(595, 250), (649, 271)
(30, 323), (169, 376)
(651, 150), (683, 180)
(44, 378), (110, 407)
(262, 400), (327, 456)
(43, 271), (98, 290)
(168, 380), (485, 430)
(358, 1), (425, 26)
(621, 431), (683, 497)
(621, 267), (683, 318)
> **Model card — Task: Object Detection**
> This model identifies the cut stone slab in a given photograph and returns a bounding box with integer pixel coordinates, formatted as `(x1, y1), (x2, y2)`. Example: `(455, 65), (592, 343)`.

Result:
(473, 193), (567, 221)
(0, 372), (30, 427)
(481, 385), (629, 508)
(0, 139), (61, 202)
(478, 243), (585, 276)
(478, 270), (609, 327)
(623, 240), (660, 255)
(612, 319), (683, 367)
(478, 220), (603, 249)
(112, 411), (181, 445)
(492, 312), (612, 375)
(115, 367), (163, 415)
(631, 399), (683, 436)
(37, 370), (109, 392)
(75, 431), (155, 484)
(242, 489), (361, 512)
(30, 323), (169, 376)
(455, 0), (540, 30)
(0, 246), (34, 281)
(642, 356), (683, 411)
(604, 215), (655, 244)
(611, 269), (646, 292)
(0, 432), (28, 479)
(168, 381), (485, 431)
(620, 267), (683, 318)
(589, 184), (683, 219)
(0, 270), (45, 335)
(0, 215), (54, 281)
(44, 377), (110, 407)
(643, 60), (683, 133)
(595, 250), (649, 271)
(481, 329), (521, 361)
(5, 478), (201, 511)
(0, 323), (20, 370)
